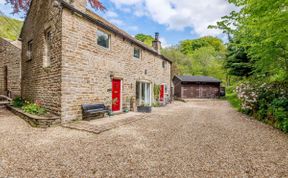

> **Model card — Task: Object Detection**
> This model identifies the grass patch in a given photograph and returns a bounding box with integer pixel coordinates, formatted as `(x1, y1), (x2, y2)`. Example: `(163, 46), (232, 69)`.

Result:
(225, 92), (241, 110)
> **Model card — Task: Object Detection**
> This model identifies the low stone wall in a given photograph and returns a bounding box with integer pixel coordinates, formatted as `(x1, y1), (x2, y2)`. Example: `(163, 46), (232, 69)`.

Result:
(6, 105), (60, 128)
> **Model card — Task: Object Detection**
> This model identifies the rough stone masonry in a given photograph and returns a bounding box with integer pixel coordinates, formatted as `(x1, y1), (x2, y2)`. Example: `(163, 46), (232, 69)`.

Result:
(20, 0), (172, 122)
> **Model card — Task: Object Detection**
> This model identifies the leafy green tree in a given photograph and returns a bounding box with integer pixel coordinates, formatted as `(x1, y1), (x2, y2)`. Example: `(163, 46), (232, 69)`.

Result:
(180, 36), (226, 55)
(225, 42), (254, 77)
(211, 0), (288, 80)
(135, 34), (154, 47)
(162, 36), (227, 84)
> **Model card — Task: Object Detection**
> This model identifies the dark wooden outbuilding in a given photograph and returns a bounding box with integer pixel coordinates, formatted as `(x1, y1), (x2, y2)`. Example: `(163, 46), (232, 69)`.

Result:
(173, 76), (221, 99)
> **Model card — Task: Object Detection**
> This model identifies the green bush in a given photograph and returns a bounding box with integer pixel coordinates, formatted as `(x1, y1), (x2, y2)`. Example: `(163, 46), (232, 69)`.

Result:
(235, 81), (288, 133)
(12, 97), (25, 108)
(22, 102), (46, 116)
(152, 102), (161, 107)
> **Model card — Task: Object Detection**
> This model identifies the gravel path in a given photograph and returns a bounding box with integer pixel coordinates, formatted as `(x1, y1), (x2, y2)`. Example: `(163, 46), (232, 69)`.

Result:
(0, 100), (287, 177)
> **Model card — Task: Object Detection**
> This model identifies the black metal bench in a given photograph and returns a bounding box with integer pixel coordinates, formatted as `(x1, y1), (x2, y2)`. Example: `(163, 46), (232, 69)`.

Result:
(82, 104), (110, 120)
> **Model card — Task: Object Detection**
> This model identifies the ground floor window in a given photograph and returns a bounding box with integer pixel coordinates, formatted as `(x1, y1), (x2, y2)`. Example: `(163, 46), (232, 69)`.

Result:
(136, 81), (151, 106)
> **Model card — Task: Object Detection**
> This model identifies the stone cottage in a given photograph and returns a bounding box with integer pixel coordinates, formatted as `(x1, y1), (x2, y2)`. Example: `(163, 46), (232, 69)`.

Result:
(0, 37), (21, 98)
(20, 0), (172, 122)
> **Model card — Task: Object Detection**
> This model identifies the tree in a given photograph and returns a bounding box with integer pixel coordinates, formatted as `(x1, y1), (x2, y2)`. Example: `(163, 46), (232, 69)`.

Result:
(162, 47), (192, 76)
(225, 42), (253, 77)
(179, 36), (226, 55)
(135, 34), (154, 47)
(5, 0), (105, 14)
(162, 36), (227, 83)
(212, 0), (288, 80)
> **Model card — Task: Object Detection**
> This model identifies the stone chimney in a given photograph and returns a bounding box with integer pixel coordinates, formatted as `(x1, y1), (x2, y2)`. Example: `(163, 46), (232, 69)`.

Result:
(152, 32), (161, 54)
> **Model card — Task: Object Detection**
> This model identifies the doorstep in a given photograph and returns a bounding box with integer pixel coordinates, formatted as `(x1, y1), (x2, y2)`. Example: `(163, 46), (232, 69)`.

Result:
(62, 112), (147, 134)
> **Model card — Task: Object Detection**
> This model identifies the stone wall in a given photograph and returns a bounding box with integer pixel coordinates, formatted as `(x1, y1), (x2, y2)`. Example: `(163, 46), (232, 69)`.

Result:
(0, 38), (21, 98)
(21, 0), (62, 115)
(61, 9), (171, 122)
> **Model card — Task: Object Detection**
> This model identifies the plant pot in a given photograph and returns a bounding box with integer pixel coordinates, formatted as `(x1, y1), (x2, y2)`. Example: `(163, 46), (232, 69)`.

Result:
(123, 107), (129, 113)
(108, 110), (113, 116)
(137, 106), (152, 113)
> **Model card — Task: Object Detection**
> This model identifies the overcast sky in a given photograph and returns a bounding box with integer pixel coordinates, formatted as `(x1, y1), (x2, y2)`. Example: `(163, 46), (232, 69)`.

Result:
(0, 0), (236, 46)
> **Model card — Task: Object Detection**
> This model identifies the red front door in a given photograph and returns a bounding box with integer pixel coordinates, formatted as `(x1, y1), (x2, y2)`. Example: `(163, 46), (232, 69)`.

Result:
(112, 79), (121, 111)
(160, 84), (165, 102)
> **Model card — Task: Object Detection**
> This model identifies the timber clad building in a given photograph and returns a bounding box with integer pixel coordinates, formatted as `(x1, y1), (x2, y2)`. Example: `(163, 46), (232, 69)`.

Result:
(19, 0), (172, 122)
(173, 76), (221, 99)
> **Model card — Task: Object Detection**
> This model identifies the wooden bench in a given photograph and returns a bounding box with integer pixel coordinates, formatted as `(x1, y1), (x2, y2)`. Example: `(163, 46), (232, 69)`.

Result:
(82, 104), (110, 120)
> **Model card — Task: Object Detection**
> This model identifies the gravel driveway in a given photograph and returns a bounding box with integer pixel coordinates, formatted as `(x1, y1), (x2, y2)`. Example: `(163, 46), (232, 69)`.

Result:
(0, 100), (287, 177)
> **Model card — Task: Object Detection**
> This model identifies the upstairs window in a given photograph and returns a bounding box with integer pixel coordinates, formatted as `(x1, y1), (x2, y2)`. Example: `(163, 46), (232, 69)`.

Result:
(133, 47), (141, 59)
(97, 29), (110, 48)
(162, 61), (167, 69)
(27, 40), (33, 61)
(43, 29), (52, 68)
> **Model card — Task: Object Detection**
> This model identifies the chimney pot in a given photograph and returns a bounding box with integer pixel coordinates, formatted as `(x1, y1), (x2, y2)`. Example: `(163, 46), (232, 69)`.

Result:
(155, 32), (159, 41)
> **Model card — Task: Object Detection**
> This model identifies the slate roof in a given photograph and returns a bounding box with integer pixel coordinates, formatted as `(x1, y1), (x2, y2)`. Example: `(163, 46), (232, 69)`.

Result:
(174, 76), (221, 83)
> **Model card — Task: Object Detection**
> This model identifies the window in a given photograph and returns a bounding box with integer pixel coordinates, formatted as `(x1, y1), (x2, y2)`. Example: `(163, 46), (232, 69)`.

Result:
(162, 61), (167, 69)
(43, 29), (52, 68)
(133, 47), (141, 59)
(164, 84), (168, 94)
(97, 29), (110, 48)
(136, 81), (151, 106)
(27, 40), (33, 61)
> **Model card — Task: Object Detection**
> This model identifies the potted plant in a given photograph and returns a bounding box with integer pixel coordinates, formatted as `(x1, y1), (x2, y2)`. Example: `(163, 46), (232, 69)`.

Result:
(123, 96), (130, 113)
(106, 98), (118, 116)
(107, 105), (113, 116)
(137, 100), (152, 113)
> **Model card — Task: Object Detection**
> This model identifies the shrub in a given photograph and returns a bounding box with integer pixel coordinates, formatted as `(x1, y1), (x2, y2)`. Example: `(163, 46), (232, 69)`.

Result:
(22, 102), (46, 115)
(152, 102), (161, 107)
(12, 97), (25, 108)
(235, 81), (288, 133)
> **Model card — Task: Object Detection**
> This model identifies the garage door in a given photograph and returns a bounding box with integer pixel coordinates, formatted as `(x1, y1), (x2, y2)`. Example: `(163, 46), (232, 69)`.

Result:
(182, 84), (219, 98)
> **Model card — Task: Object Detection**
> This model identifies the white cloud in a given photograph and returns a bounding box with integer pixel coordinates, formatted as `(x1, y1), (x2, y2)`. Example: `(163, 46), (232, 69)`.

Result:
(109, 18), (125, 26)
(109, 0), (236, 37)
(0, 0), (5, 5)
(104, 10), (118, 18)
(126, 25), (139, 31)
(160, 37), (171, 48)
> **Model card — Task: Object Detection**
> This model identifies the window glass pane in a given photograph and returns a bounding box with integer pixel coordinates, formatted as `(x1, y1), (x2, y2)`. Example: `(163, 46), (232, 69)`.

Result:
(97, 30), (109, 48)
(27, 40), (33, 60)
(165, 84), (168, 94)
(134, 48), (140, 58)
(136, 82), (151, 106)
(162, 61), (166, 68)
(141, 83), (145, 104)
(145, 83), (151, 105)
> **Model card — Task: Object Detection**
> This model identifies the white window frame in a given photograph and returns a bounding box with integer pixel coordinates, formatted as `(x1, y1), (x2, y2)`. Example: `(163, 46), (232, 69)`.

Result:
(136, 81), (152, 106)
(27, 40), (33, 61)
(133, 47), (141, 59)
(43, 28), (52, 68)
(96, 29), (110, 49)
(162, 61), (167, 69)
